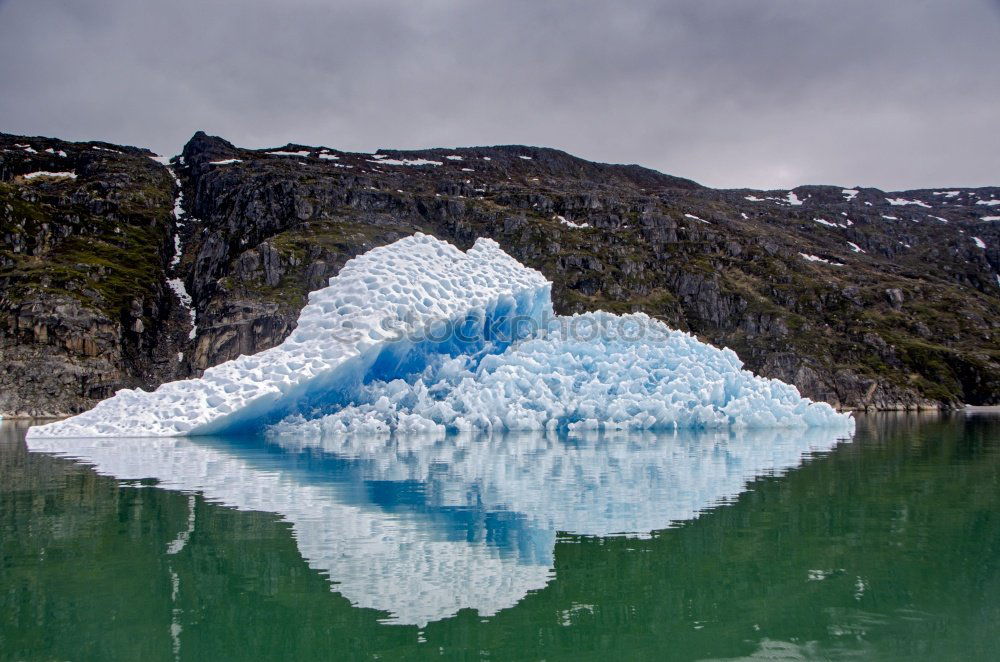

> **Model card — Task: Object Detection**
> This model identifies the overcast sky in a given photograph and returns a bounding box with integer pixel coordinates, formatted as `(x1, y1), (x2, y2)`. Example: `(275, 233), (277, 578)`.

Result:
(1, 0), (998, 190)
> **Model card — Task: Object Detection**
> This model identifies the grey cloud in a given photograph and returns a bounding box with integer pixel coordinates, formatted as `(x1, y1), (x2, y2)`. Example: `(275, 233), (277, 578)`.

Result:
(1, 0), (998, 189)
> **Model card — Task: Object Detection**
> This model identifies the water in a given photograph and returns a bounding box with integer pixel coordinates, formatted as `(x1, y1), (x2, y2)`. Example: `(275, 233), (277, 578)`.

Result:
(1, 413), (998, 660)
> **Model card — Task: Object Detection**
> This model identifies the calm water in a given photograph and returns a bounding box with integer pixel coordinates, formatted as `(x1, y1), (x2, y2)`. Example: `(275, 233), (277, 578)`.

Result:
(1, 413), (998, 661)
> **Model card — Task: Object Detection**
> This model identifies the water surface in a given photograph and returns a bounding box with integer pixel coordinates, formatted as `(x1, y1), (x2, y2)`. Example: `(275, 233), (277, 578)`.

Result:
(2, 413), (998, 660)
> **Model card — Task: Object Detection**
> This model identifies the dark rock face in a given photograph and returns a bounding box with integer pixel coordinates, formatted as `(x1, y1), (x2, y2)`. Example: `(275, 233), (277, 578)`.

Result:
(2, 130), (999, 416)
(0, 134), (186, 415)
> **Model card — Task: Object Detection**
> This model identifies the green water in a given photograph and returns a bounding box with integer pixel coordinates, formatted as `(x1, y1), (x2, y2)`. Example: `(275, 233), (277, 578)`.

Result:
(1, 413), (998, 661)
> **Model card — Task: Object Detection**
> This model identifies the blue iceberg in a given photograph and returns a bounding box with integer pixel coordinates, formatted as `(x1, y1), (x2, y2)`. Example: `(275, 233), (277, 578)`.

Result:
(28, 234), (851, 439)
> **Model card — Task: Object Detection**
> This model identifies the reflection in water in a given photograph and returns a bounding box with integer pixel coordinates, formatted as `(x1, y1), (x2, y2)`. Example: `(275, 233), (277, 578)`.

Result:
(27, 426), (852, 626)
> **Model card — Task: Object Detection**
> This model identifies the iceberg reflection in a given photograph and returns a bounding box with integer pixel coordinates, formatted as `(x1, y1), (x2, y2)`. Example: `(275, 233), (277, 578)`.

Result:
(27, 425), (852, 625)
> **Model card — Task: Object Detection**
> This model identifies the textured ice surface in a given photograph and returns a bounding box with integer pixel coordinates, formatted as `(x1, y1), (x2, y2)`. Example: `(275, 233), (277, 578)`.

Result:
(271, 311), (850, 436)
(29, 234), (551, 438)
(29, 233), (851, 440)
(27, 425), (851, 625)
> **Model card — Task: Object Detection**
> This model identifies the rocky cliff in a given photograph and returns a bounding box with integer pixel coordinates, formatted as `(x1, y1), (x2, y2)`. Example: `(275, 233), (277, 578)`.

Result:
(2, 130), (998, 416)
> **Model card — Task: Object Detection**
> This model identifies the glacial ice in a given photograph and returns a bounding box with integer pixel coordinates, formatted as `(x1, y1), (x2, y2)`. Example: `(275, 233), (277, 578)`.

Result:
(28, 233), (850, 440)
(270, 310), (850, 437)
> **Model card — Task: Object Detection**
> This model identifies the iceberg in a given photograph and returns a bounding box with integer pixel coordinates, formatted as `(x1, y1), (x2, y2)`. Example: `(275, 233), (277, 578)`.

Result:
(28, 233), (851, 440)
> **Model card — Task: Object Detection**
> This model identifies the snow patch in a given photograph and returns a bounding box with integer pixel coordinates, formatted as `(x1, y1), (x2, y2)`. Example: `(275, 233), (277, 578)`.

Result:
(518, 155), (533, 160)
(167, 279), (197, 340)
(445, 155), (463, 161)
(975, 199), (1000, 206)
(885, 197), (931, 208)
(684, 213), (709, 224)
(981, 216), (1000, 222)
(841, 189), (859, 201)
(800, 253), (844, 266)
(555, 215), (590, 229)
(972, 237), (986, 249)
(267, 150), (311, 157)
(813, 218), (838, 228)
(847, 242), (865, 254)
(369, 158), (443, 167)
(22, 171), (76, 180)
(786, 192), (804, 206)
(209, 159), (242, 165)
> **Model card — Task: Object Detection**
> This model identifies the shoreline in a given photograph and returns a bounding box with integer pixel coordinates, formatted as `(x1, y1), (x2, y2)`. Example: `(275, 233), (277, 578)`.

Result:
(4, 405), (999, 424)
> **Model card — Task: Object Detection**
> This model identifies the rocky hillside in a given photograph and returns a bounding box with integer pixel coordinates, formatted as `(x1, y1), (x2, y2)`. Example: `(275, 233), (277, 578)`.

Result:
(2, 130), (999, 416)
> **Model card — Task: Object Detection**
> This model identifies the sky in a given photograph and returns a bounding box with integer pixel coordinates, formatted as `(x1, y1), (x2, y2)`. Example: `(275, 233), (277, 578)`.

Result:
(1, 0), (998, 191)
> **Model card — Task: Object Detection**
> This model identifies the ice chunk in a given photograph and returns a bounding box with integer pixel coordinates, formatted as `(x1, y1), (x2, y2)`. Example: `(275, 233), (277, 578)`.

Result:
(28, 235), (552, 438)
(30, 234), (851, 440)
(270, 310), (852, 436)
